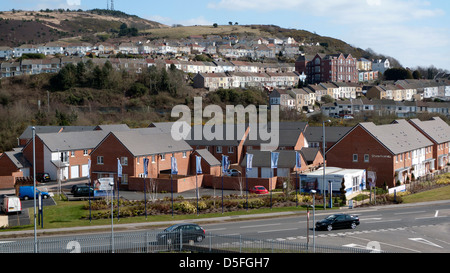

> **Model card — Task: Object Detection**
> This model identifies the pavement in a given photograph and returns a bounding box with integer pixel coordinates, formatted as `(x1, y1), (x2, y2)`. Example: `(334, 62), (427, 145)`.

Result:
(1, 179), (450, 239)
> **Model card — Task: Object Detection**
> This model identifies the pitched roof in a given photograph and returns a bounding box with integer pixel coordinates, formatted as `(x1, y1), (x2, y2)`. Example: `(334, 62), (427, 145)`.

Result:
(408, 117), (450, 144)
(194, 149), (221, 166)
(110, 128), (192, 157)
(2, 148), (31, 169)
(359, 120), (433, 154)
(37, 130), (109, 152)
(304, 126), (352, 143)
(300, 147), (322, 164)
(19, 125), (96, 140)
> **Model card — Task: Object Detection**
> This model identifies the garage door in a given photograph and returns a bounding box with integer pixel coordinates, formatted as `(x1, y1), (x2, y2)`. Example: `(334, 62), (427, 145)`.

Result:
(81, 164), (89, 177)
(261, 168), (272, 178)
(70, 165), (79, 179)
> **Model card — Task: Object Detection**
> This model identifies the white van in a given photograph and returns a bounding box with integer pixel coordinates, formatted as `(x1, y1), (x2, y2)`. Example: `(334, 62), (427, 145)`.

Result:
(1, 196), (22, 214)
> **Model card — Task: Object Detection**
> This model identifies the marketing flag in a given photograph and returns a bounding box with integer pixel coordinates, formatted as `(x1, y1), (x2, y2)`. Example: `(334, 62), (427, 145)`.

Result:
(87, 158), (91, 179)
(271, 152), (279, 169)
(171, 156), (178, 175)
(117, 158), (122, 178)
(222, 155), (229, 173)
(196, 156), (202, 174)
(246, 153), (253, 171)
(295, 151), (302, 169)
(143, 157), (149, 178)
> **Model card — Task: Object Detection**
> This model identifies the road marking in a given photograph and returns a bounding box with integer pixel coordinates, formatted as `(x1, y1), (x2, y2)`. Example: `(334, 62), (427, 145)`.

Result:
(365, 219), (402, 224)
(394, 210), (426, 215)
(409, 238), (443, 248)
(257, 228), (298, 233)
(435, 210), (439, 217)
(241, 223), (281, 229)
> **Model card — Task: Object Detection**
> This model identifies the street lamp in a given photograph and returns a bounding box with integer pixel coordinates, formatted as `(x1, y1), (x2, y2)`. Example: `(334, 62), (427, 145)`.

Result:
(109, 180), (115, 253)
(322, 119), (330, 209)
(311, 189), (316, 253)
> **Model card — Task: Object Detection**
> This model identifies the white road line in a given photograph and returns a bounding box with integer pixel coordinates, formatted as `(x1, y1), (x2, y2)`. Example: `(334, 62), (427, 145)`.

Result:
(394, 210), (426, 215)
(364, 219), (402, 224)
(257, 228), (298, 233)
(240, 223), (281, 229)
(435, 210), (439, 217)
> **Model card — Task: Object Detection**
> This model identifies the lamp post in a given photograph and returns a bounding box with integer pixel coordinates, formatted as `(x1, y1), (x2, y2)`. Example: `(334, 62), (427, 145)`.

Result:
(322, 120), (330, 209)
(311, 189), (316, 253)
(32, 127), (37, 253)
(109, 180), (115, 253)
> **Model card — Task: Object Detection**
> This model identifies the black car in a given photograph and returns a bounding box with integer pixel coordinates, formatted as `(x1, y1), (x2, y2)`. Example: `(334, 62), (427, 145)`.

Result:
(36, 173), (51, 183)
(157, 223), (205, 244)
(315, 214), (360, 231)
(73, 185), (94, 197)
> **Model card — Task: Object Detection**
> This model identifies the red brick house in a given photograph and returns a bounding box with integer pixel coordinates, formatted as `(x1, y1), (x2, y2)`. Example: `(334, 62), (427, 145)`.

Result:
(89, 128), (193, 190)
(305, 53), (358, 84)
(327, 120), (434, 188)
(408, 117), (450, 170)
(22, 131), (107, 181)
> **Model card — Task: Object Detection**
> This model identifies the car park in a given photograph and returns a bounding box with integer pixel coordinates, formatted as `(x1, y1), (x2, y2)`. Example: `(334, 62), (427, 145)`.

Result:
(249, 185), (269, 194)
(315, 214), (360, 231)
(157, 223), (205, 244)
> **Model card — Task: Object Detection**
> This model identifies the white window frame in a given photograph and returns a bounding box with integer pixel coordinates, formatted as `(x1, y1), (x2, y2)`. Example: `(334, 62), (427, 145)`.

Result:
(97, 156), (104, 165)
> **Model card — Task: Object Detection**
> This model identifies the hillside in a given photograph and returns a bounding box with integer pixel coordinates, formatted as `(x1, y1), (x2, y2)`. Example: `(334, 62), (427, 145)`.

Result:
(0, 9), (167, 47)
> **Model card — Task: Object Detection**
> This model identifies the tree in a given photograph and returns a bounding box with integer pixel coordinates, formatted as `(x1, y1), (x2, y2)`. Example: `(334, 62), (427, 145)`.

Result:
(213, 23), (218, 28)
(412, 70), (421, 79)
(384, 68), (413, 81)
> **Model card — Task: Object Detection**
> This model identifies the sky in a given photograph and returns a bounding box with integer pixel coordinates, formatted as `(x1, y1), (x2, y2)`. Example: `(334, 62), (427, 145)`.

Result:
(2, 0), (450, 71)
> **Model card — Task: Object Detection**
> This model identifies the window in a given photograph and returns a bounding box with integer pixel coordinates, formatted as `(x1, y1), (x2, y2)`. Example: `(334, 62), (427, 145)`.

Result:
(97, 156), (104, 165)
(83, 150), (88, 156)
(152, 155), (155, 163)
(71, 151), (75, 157)
(160, 154), (165, 161)
(60, 152), (69, 163)
(182, 151), (187, 158)
(216, 146), (222, 153)
(353, 154), (358, 162)
(364, 154), (369, 162)
(121, 157), (128, 166)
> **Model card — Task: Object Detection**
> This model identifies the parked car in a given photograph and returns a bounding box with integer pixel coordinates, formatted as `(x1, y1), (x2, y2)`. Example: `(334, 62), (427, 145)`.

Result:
(71, 184), (89, 194)
(36, 173), (51, 183)
(157, 223), (205, 244)
(18, 186), (50, 200)
(249, 185), (269, 194)
(224, 169), (241, 177)
(1, 195), (22, 214)
(73, 186), (94, 197)
(315, 214), (360, 231)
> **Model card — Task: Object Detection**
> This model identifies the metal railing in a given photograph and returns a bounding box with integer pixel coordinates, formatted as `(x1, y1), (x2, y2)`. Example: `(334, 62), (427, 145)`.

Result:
(0, 230), (379, 253)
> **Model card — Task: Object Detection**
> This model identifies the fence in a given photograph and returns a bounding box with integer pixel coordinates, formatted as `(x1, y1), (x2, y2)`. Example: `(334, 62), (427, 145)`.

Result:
(0, 230), (378, 253)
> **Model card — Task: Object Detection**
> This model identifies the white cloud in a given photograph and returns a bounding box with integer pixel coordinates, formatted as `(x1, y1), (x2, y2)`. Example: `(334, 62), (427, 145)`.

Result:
(66, 0), (81, 6)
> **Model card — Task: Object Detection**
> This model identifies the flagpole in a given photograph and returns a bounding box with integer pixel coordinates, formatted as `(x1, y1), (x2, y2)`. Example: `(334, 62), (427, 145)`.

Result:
(144, 157), (148, 220)
(221, 156), (224, 215)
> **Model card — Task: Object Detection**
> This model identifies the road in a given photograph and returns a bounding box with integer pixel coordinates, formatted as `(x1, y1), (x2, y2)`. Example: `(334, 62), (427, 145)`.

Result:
(2, 201), (448, 253)
(198, 201), (450, 253)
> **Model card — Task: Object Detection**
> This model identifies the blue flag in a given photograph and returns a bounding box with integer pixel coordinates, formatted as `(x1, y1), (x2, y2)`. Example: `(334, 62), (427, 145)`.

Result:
(295, 151), (302, 169)
(87, 158), (91, 179)
(222, 155), (229, 173)
(196, 156), (202, 174)
(143, 157), (149, 178)
(171, 156), (178, 175)
(271, 152), (279, 169)
(246, 153), (253, 171)
(117, 158), (122, 178)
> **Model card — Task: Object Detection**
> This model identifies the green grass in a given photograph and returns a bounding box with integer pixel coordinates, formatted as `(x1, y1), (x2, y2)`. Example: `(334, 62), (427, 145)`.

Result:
(402, 185), (450, 204)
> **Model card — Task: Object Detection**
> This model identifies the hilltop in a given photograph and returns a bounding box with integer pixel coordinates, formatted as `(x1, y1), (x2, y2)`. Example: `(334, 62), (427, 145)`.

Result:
(0, 9), (399, 66)
(0, 9), (167, 47)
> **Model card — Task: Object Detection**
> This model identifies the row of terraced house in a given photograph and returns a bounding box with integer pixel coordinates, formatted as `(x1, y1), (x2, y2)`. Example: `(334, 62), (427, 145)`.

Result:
(1, 118), (449, 195)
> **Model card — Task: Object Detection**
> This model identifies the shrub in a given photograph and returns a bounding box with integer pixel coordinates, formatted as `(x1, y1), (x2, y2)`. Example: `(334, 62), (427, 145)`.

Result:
(178, 201), (197, 214)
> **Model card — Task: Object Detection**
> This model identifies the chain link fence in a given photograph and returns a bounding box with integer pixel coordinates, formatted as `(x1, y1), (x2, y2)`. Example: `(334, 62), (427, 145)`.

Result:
(0, 230), (379, 253)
